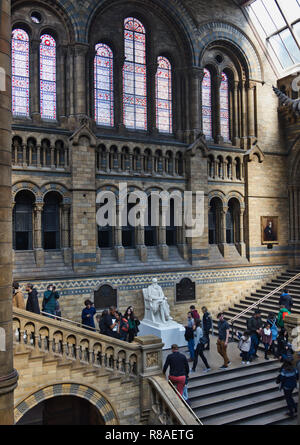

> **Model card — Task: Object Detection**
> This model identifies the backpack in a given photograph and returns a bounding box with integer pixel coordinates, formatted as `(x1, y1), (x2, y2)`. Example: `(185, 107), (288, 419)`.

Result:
(184, 326), (194, 341)
(120, 317), (129, 333)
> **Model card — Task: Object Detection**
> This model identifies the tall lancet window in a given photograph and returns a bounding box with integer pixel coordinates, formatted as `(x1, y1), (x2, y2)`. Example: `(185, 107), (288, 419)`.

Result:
(12, 29), (30, 117)
(220, 71), (230, 141)
(94, 43), (114, 126)
(123, 17), (147, 130)
(40, 34), (56, 120)
(202, 68), (212, 138)
(156, 56), (172, 133)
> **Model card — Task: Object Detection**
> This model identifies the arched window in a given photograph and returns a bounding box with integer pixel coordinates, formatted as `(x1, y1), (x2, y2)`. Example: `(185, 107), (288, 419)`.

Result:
(220, 72), (230, 141)
(94, 43), (114, 126)
(202, 68), (212, 138)
(156, 56), (172, 133)
(123, 17), (147, 130)
(40, 34), (56, 120)
(12, 29), (30, 117)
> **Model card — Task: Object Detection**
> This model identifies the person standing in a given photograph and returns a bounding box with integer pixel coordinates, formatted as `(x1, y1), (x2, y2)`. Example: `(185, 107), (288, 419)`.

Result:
(190, 305), (200, 321)
(42, 284), (57, 317)
(25, 283), (40, 314)
(247, 309), (263, 361)
(163, 344), (189, 396)
(267, 313), (278, 357)
(12, 282), (25, 309)
(202, 306), (212, 350)
(277, 305), (291, 329)
(185, 312), (195, 362)
(279, 288), (293, 312)
(81, 300), (96, 330)
(124, 306), (140, 343)
(217, 313), (231, 369)
(276, 360), (298, 418)
(191, 319), (211, 373)
(261, 322), (273, 360)
(238, 331), (251, 364)
(102, 306), (120, 338)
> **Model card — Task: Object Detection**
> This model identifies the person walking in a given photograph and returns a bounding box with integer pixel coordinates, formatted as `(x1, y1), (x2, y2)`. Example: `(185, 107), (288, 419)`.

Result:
(190, 305), (200, 321)
(276, 360), (298, 418)
(267, 313), (278, 357)
(81, 300), (96, 330)
(12, 282), (25, 309)
(25, 283), (40, 314)
(247, 309), (263, 361)
(238, 330), (251, 364)
(279, 288), (293, 312)
(202, 306), (212, 350)
(217, 313), (231, 369)
(42, 284), (58, 317)
(185, 311), (195, 362)
(261, 322), (273, 360)
(191, 319), (211, 373)
(124, 306), (140, 343)
(277, 305), (291, 329)
(163, 344), (189, 396)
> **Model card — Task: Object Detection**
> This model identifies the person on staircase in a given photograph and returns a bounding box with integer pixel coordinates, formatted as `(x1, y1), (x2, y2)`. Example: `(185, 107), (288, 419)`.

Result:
(217, 313), (231, 369)
(279, 287), (293, 312)
(42, 284), (59, 318)
(190, 305), (200, 321)
(261, 322), (273, 360)
(81, 300), (96, 331)
(185, 311), (195, 362)
(124, 306), (140, 343)
(277, 305), (291, 329)
(238, 330), (251, 364)
(190, 319), (211, 373)
(276, 360), (298, 418)
(12, 282), (25, 309)
(202, 306), (213, 351)
(247, 309), (263, 361)
(267, 313), (278, 357)
(163, 344), (189, 396)
(25, 283), (40, 315)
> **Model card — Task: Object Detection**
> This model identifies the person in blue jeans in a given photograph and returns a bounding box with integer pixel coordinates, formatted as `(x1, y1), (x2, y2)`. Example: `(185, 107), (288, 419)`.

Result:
(247, 309), (263, 361)
(277, 360), (298, 418)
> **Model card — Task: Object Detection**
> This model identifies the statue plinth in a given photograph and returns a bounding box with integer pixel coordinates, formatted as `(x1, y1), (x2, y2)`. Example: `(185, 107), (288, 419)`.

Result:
(139, 280), (186, 350)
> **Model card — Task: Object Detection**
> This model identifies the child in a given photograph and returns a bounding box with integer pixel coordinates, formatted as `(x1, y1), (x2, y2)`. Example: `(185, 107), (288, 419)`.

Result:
(238, 330), (251, 364)
(267, 313), (278, 357)
(261, 322), (272, 360)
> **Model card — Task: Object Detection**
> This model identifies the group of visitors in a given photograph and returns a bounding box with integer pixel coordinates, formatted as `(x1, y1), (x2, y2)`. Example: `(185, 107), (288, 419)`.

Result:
(81, 301), (140, 343)
(12, 282), (61, 318)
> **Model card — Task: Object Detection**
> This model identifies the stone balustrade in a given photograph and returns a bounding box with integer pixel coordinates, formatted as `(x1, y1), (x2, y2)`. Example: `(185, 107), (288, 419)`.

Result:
(13, 307), (164, 379)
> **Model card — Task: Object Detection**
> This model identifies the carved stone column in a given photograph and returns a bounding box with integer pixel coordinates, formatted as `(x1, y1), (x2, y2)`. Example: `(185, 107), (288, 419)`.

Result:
(0, 0), (19, 424)
(189, 67), (204, 142)
(74, 43), (89, 118)
(215, 74), (223, 144)
(34, 203), (44, 266)
(158, 203), (169, 261)
(61, 203), (71, 265)
(246, 80), (256, 148)
(114, 207), (125, 262)
(232, 80), (240, 147)
(236, 208), (246, 257)
(219, 206), (230, 257)
(116, 56), (126, 134)
(30, 40), (41, 123)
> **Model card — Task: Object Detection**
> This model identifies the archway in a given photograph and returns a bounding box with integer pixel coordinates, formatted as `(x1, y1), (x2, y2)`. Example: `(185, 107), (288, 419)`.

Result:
(13, 190), (35, 250)
(42, 192), (62, 250)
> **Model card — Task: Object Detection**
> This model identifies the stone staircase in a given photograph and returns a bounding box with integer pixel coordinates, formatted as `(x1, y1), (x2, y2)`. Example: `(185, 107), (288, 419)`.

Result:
(97, 245), (190, 273)
(13, 250), (73, 279)
(189, 359), (297, 425)
(212, 266), (300, 334)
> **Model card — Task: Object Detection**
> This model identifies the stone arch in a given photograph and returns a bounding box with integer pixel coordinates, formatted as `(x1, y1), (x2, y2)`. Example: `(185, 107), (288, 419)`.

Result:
(40, 183), (71, 204)
(12, 182), (41, 203)
(198, 21), (263, 81)
(208, 190), (226, 207)
(226, 191), (245, 210)
(14, 382), (119, 425)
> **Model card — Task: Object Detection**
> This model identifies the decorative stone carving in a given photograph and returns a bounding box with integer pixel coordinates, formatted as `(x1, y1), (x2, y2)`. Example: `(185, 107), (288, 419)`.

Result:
(146, 352), (158, 368)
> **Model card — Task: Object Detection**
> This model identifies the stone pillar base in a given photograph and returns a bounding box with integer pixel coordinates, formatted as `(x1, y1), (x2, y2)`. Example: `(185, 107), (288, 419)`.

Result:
(158, 244), (169, 261)
(178, 243), (188, 261)
(232, 137), (241, 147)
(137, 245), (147, 262)
(115, 246), (125, 263)
(236, 242), (246, 257)
(218, 243), (230, 258)
(32, 113), (41, 124)
(34, 248), (44, 267)
(62, 248), (72, 266)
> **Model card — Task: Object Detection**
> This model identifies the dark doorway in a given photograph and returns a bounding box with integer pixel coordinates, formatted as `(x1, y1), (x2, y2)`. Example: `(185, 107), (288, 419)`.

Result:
(98, 198), (113, 248)
(166, 199), (177, 246)
(122, 202), (135, 248)
(42, 192), (61, 250)
(17, 395), (105, 425)
(145, 196), (157, 246)
(13, 190), (34, 250)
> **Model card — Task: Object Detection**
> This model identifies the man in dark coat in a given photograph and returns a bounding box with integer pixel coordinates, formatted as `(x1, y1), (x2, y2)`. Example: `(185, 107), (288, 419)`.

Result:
(25, 283), (40, 314)
(81, 300), (96, 330)
(163, 344), (189, 396)
(279, 288), (293, 312)
(247, 309), (263, 360)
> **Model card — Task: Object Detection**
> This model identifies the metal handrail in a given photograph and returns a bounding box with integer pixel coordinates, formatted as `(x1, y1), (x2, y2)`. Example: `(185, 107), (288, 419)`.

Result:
(229, 271), (300, 325)
(168, 380), (203, 425)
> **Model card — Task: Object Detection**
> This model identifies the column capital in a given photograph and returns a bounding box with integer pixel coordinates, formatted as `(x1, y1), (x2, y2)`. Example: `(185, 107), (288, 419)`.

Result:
(34, 203), (44, 213)
(190, 66), (205, 81)
(245, 80), (256, 90)
(73, 43), (90, 57)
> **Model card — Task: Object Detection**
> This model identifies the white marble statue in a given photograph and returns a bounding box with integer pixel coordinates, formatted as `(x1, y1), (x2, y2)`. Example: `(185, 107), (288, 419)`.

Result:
(143, 278), (173, 324)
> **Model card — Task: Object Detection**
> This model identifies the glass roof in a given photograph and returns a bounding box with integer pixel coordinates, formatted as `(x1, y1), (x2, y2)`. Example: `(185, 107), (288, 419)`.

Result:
(246, 0), (300, 73)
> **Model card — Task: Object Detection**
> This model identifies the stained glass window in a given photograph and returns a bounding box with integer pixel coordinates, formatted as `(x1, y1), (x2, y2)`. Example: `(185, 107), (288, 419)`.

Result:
(40, 34), (56, 120)
(123, 17), (147, 130)
(94, 44), (114, 126)
(12, 29), (30, 117)
(202, 68), (212, 138)
(156, 56), (172, 133)
(220, 72), (230, 141)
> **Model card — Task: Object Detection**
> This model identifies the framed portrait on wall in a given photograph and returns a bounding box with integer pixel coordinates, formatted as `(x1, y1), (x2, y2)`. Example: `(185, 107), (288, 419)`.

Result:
(261, 216), (279, 245)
